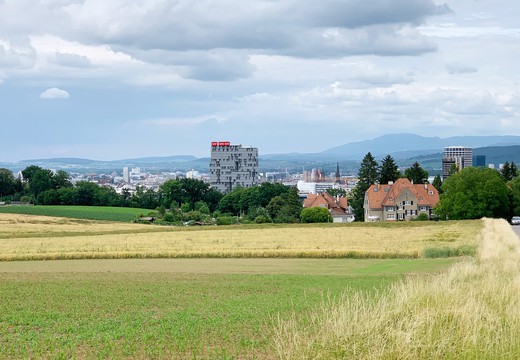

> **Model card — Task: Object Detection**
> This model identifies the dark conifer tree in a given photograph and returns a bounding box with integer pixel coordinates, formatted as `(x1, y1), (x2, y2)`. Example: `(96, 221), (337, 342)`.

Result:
(350, 152), (380, 222)
(404, 162), (429, 185)
(432, 174), (443, 195)
(379, 155), (400, 184)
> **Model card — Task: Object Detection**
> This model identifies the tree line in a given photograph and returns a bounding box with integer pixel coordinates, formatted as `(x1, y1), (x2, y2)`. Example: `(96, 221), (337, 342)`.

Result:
(4, 156), (518, 224)
(349, 152), (520, 222)
(349, 153), (437, 222)
(0, 166), (303, 224)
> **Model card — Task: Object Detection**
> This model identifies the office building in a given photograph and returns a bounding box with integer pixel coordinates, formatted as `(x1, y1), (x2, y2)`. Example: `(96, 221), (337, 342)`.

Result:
(442, 146), (473, 180)
(123, 167), (130, 183)
(209, 141), (258, 193)
(474, 155), (486, 167)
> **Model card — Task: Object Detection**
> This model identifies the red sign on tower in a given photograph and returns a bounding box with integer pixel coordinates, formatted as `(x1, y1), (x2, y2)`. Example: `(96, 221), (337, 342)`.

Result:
(212, 141), (230, 147)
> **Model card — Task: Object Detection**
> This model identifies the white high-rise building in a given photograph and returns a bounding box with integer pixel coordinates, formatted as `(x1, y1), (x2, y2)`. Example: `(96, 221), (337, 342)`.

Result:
(442, 146), (473, 180)
(209, 141), (258, 193)
(123, 167), (130, 183)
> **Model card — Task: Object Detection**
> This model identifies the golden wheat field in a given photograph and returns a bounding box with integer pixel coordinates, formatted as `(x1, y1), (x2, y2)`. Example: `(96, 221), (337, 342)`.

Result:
(0, 213), (482, 261)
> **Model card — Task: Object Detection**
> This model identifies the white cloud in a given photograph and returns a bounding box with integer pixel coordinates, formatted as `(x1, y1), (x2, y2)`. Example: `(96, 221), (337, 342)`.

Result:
(0, 0), (519, 161)
(40, 87), (70, 99)
(143, 115), (227, 127)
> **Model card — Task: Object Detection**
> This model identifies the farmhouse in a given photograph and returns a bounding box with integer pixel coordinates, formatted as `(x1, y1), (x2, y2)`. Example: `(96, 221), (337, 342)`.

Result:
(364, 178), (439, 222)
(303, 192), (354, 223)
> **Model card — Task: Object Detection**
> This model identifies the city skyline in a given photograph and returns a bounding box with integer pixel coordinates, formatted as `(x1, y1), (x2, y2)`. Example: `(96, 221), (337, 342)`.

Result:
(1, 0), (519, 162)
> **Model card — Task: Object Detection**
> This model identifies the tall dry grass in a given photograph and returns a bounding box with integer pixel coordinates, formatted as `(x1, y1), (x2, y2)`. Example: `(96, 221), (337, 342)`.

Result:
(274, 218), (520, 359)
(0, 214), (481, 261)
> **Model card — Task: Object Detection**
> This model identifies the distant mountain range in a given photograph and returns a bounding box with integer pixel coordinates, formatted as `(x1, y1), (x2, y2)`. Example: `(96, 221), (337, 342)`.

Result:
(2, 134), (520, 175)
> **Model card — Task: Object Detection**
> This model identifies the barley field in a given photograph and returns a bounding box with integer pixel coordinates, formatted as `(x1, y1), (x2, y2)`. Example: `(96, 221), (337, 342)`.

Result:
(0, 214), (481, 260)
(274, 218), (520, 359)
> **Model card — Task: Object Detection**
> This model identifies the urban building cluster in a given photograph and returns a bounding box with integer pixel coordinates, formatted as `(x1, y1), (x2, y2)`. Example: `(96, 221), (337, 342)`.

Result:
(26, 142), (511, 224)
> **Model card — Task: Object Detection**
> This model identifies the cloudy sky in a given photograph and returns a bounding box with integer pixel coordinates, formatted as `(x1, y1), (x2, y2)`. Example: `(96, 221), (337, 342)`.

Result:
(1, 0), (518, 161)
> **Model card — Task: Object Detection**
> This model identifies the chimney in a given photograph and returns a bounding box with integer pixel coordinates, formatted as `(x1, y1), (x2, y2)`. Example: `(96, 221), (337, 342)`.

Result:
(424, 183), (428, 189)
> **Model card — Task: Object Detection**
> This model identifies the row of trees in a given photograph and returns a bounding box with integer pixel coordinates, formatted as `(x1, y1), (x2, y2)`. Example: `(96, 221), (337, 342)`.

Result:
(0, 166), (304, 224)
(5, 156), (519, 224)
(436, 166), (520, 220)
(349, 152), (520, 222)
(349, 153), (436, 222)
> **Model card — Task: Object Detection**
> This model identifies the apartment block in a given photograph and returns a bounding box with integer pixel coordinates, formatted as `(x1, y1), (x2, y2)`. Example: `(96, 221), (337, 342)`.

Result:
(442, 146), (473, 180)
(209, 141), (258, 193)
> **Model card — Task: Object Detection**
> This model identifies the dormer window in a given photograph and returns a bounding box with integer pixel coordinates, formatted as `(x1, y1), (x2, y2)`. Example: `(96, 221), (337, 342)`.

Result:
(428, 190), (434, 195)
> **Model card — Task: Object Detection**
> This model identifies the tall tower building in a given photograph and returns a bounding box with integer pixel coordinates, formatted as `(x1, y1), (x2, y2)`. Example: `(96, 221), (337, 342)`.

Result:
(442, 146), (473, 180)
(123, 167), (130, 183)
(209, 141), (258, 193)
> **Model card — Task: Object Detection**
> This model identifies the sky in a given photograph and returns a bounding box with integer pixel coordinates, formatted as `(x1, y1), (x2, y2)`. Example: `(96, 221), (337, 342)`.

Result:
(0, 0), (519, 162)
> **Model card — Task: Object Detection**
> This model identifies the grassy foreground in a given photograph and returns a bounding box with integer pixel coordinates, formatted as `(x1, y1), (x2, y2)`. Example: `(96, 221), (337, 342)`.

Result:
(274, 218), (520, 359)
(0, 205), (150, 222)
(0, 258), (454, 359)
(0, 213), (481, 260)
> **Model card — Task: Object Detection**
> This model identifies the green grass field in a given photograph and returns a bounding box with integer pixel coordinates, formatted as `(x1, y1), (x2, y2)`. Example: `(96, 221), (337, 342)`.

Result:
(0, 212), (491, 358)
(0, 258), (454, 359)
(0, 205), (151, 222)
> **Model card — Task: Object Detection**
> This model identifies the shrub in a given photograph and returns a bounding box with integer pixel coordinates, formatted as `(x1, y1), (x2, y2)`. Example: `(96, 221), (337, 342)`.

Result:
(254, 215), (271, 224)
(412, 213), (429, 221)
(20, 196), (32, 204)
(183, 211), (203, 222)
(423, 245), (477, 258)
(216, 216), (236, 226)
(162, 212), (175, 222)
(301, 207), (332, 223)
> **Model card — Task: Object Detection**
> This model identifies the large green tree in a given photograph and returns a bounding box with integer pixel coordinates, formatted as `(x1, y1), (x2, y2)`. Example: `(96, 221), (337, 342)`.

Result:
(0, 168), (16, 198)
(21, 166), (72, 199)
(218, 182), (289, 217)
(51, 170), (73, 189)
(27, 168), (54, 198)
(435, 167), (510, 220)
(404, 162), (429, 185)
(509, 175), (520, 217)
(432, 175), (443, 195)
(266, 187), (302, 223)
(160, 178), (211, 210)
(501, 161), (518, 182)
(350, 152), (379, 222)
(379, 155), (400, 184)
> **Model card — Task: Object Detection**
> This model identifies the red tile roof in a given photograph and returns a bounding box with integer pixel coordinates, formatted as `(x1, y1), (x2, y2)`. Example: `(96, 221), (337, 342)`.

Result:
(303, 192), (349, 215)
(366, 178), (439, 209)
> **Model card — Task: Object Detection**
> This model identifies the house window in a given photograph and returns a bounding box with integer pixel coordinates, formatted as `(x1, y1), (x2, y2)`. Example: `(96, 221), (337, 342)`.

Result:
(405, 200), (414, 205)
(385, 206), (394, 212)
(420, 206), (428, 211)
(387, 213), (395, 220)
